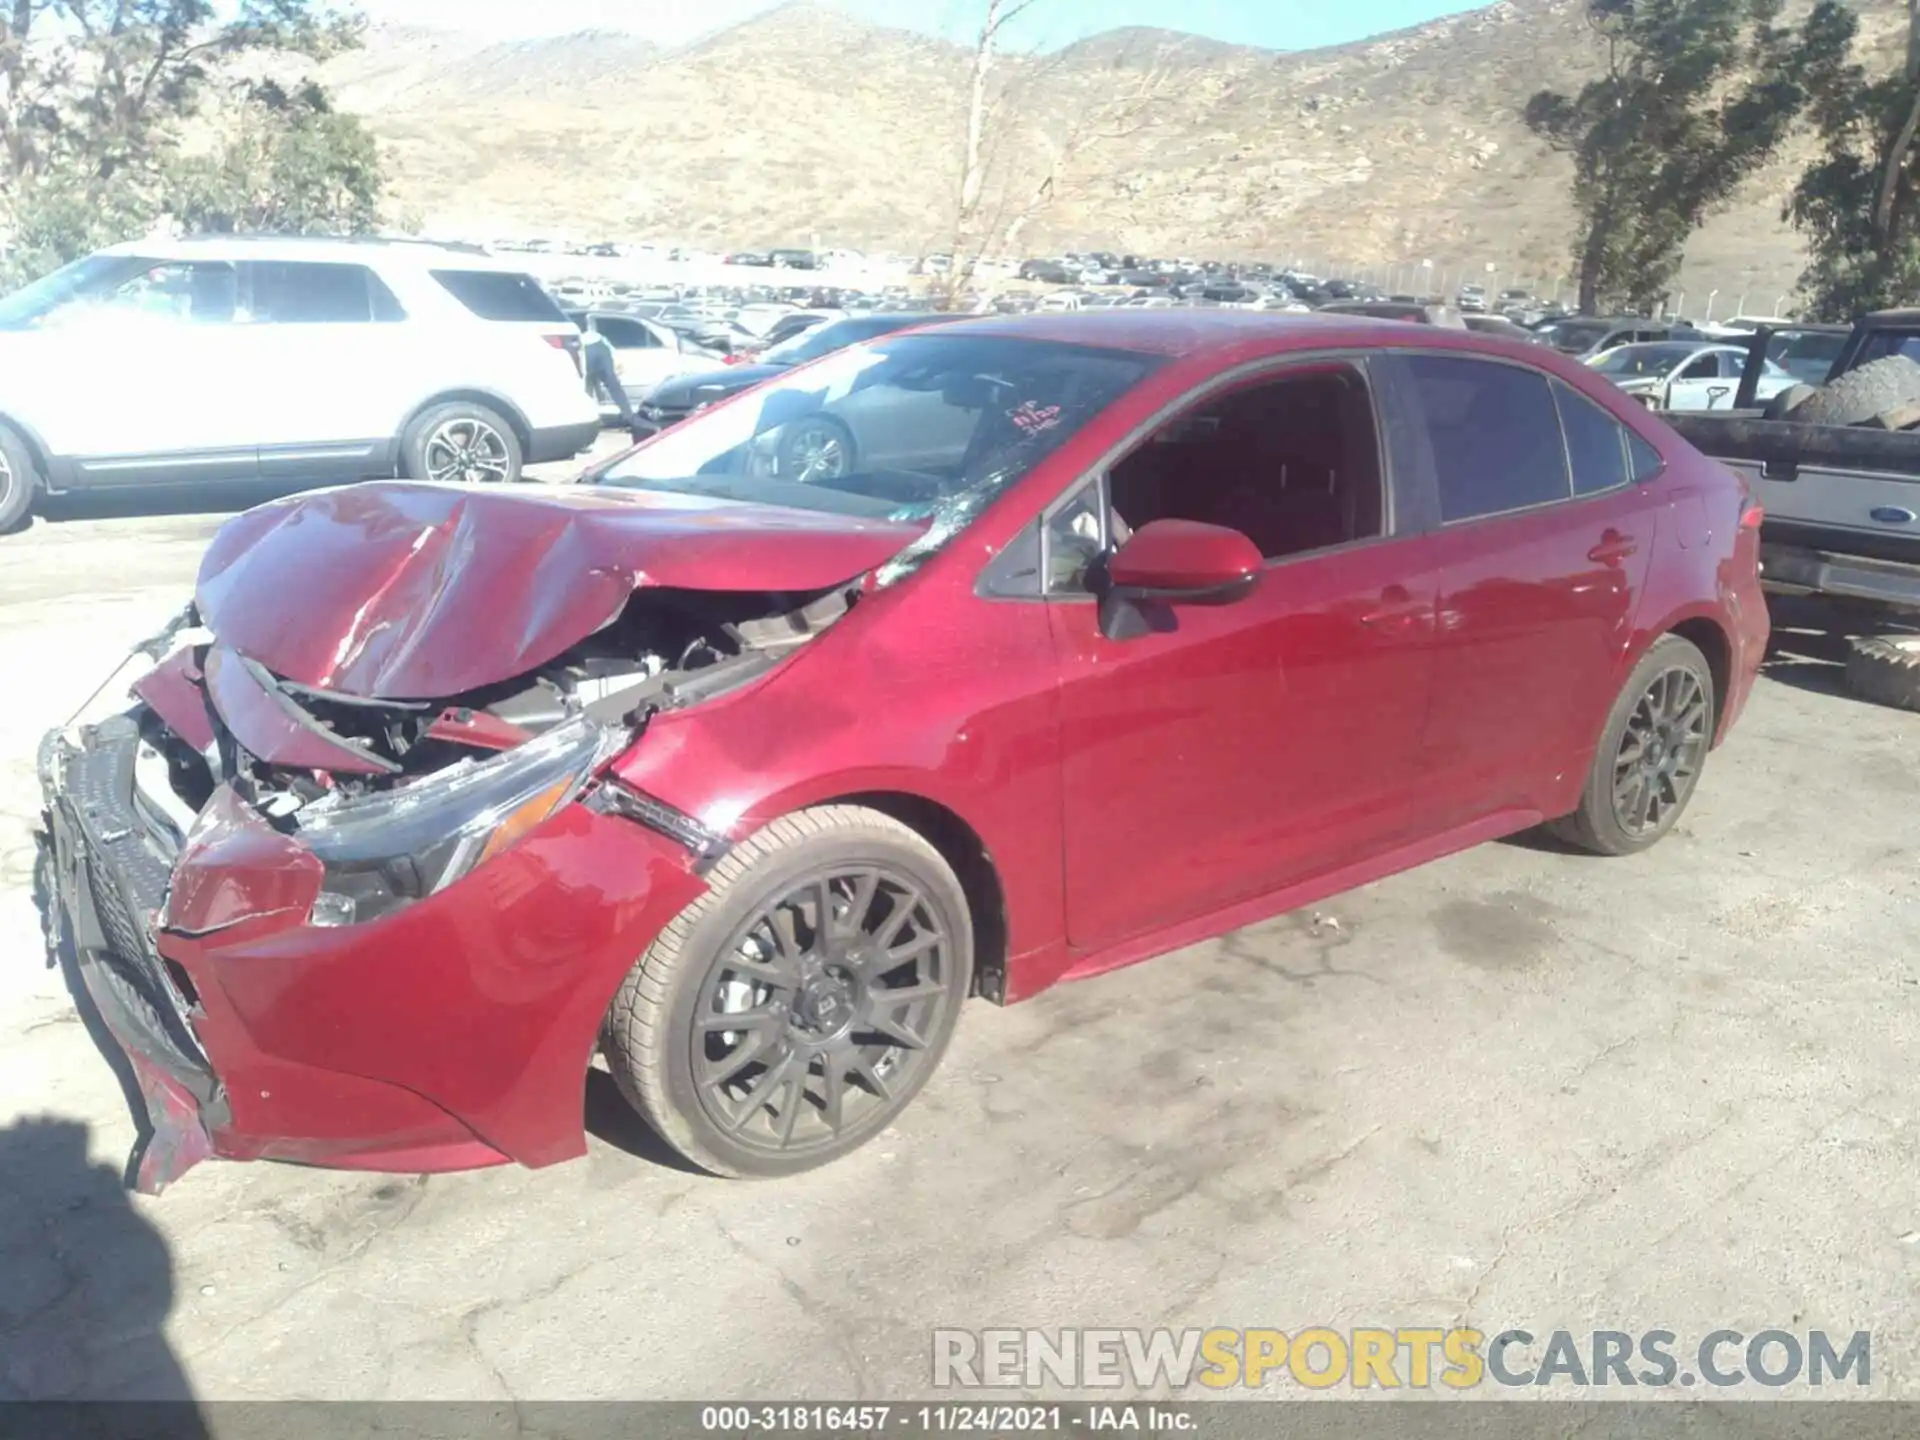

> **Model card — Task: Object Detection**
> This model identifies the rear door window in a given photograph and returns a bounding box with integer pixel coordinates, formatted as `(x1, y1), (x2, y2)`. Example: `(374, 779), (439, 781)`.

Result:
(1397, 354), (1572, 521)
(430, 269), (568, 323)
(245, 261), (405, 323)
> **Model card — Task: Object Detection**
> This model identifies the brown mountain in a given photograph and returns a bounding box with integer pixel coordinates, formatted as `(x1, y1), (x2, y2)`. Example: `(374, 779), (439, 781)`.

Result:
(320, 0), (1913, 307)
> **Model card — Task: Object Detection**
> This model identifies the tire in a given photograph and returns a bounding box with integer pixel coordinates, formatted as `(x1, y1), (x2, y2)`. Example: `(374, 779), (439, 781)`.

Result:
(602, 805), (974, 1178)
(1549, 634), (1717, 856)
(1790, 355), (1920, 428)
(775, 415), (856, 483)
(400, 401), (523, 485)
(1845, 634), (1920, 711)
(1762, 384), (1818, 420)
(0, 422), (42, 534)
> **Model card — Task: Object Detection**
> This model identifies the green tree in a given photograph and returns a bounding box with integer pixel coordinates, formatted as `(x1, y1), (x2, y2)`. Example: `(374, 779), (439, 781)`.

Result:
(1525, 0), (1844, 315)
(1787, 2), (1920, 321)
(0, 1), (370, 284)
(168, 79), (382, 236)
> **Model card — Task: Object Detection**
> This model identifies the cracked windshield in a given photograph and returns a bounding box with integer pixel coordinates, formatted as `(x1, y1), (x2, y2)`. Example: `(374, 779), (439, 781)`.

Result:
(599, 332), (1155, 529)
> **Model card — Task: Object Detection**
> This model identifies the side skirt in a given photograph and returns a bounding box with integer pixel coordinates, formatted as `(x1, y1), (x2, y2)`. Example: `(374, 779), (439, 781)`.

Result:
(1041, 806), (1547, 993)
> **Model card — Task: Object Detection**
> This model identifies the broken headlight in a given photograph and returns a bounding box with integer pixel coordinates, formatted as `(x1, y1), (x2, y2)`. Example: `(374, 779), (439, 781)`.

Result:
(297, 717), (624, 927)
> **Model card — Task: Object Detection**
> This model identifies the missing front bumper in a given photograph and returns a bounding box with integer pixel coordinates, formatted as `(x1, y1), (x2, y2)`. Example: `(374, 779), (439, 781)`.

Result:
(41, 715), (227, 1194)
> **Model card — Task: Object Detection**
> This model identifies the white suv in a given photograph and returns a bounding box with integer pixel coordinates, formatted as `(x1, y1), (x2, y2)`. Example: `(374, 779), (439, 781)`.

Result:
(0, 236), (602, 531)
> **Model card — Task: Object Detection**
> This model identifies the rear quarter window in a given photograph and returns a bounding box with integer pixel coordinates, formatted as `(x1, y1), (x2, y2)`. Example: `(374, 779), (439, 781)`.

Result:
(1627, 431), (1665, 482)
(430, 269), (567, 323)
(1552, 380), (1630, 495)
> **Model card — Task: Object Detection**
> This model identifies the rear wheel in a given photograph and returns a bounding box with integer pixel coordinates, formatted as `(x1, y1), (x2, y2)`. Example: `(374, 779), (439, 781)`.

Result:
(1550, 635), (1716, 855)
(402, 402), (523, 485)
(0, 422), (42, 534)
(776, 416), (855, 483)
(602, 805), (973, 1178)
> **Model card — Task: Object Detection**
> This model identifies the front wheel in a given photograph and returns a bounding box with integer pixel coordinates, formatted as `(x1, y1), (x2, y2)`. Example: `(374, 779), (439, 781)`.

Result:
(401, 402), (523, 485)
(1549, 634), (1716, 855)
(602, 805), (974, 1178)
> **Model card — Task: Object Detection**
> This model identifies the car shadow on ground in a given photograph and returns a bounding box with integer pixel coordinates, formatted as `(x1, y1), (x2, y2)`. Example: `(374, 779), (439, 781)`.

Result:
(0, 1116), (206, 1412)
(22, 445), (620, 531)
(581, 1068), (709, 1176)
(1761, 593), (1919, 700)
(1497, 824), (1588, 855)
(32, 477), (345, 526)
(4, 858), (205, 1411)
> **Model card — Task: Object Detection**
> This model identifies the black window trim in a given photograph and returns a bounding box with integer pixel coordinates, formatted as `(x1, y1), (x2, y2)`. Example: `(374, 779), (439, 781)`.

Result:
(1007, 349), (1404, 603)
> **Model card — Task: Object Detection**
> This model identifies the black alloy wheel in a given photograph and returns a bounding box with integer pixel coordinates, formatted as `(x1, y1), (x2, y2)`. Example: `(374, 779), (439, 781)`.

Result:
(692, 864), (957, 1156)
(602, 805), (974, 1177)
(1610, 664), (1711, 838)
(1550, 633), (1716, 856)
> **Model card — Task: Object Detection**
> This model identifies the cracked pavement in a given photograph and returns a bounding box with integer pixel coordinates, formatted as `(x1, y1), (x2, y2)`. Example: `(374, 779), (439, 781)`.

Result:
(1, 469), (1918, 1402)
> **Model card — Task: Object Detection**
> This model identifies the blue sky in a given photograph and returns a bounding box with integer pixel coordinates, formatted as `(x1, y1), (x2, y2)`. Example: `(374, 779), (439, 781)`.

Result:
(362, 0), (1490, 50)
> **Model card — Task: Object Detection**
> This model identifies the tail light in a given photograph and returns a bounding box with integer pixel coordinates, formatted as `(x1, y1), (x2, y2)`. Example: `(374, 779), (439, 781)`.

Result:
(544, 332), (584, 376)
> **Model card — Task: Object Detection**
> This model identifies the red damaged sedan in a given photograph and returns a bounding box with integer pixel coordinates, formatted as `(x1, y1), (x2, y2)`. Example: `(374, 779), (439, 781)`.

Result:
(40, 311), (1768, 1190)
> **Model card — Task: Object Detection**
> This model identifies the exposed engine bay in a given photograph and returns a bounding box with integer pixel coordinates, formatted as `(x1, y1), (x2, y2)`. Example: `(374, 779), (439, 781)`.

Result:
(131, 583), (853, 837)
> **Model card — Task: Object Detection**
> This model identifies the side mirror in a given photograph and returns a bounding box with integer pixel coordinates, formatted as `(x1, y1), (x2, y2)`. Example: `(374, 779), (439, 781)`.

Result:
(1095, 519), (1261, 640)
(1106, 519), (1263, 605)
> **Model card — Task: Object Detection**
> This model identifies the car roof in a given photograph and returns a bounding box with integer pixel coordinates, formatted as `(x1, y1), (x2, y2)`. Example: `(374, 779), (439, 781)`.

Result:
(928, 308), (1513, 358)
(95, 236), (529, 271)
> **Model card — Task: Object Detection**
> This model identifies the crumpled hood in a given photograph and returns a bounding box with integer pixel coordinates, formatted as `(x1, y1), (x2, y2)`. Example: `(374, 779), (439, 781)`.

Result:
(195, 481), (922, 700)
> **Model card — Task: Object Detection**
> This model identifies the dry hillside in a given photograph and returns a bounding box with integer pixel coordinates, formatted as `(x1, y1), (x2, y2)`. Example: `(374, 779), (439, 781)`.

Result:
(319, 0), (1914, 304)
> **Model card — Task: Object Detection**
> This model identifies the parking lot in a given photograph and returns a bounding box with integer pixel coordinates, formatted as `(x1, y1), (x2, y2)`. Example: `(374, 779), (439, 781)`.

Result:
(1, 465), (1918, 1402)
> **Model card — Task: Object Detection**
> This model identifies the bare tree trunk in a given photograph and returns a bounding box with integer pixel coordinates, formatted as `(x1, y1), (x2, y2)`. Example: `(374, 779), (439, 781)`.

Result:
(937, 0), (1170, 308)
(1872, 0), (1920, 244)
(941, 0), (1033, 308)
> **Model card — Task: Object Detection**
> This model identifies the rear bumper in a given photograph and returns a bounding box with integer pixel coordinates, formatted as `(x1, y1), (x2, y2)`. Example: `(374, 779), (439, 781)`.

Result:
(525, 418), (602, 466)
(40, 716), (709, 1194)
